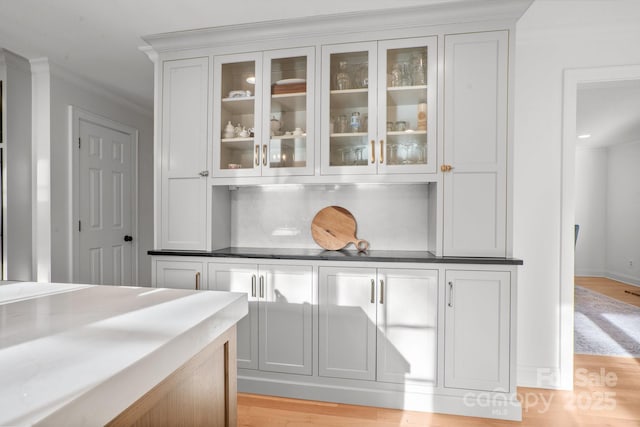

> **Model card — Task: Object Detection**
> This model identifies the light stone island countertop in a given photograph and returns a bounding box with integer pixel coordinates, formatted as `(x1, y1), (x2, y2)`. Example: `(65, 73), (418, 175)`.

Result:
(0, 281), (247, 426)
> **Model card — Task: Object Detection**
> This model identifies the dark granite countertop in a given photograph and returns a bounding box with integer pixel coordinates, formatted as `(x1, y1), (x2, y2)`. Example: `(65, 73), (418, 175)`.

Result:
(148, 247), (523, 265)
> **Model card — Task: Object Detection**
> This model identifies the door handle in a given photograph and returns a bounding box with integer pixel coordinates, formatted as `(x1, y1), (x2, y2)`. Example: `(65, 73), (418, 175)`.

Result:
(370, 140), (375, 164)
(379, 140), (384, 164)
(259, 275), (264, 298)
(255, 144), (260, 166)
(195, 272), (201, 290)
(251, 275), (256, 297)
(370, 279), (375, 304)
(379, 279), (384, 304)
(262, 144), (267, 166)
(448, 281), (453, 307)
(124, 235), (133, 242)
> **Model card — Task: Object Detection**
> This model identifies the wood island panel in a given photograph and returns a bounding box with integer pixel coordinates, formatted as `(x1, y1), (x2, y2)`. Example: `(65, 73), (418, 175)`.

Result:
(108, 326), (237, 427)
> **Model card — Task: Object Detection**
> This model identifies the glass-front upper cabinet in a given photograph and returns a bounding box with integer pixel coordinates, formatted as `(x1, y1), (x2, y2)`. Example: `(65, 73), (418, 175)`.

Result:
(262, 47), (315, 176)
(213, 52), (263, 177)
(377, 37), (437, 174)
(213, 48), (315, 178)
(321, 37), (437, 175)
(321, 42), (377, 175)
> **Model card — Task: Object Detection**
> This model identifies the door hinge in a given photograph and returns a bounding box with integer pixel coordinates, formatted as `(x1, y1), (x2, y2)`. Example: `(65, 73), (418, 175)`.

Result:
(78, 220), (81, 232)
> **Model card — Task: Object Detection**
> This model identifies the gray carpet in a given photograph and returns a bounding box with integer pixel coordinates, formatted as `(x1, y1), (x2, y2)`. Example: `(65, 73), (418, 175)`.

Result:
(574, 285), (640, 357)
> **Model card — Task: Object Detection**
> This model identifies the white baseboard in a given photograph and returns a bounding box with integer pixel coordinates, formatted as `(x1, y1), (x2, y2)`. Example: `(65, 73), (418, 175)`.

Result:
(239, 374), (522, 421)
(517, 365), (570, 390)
(574, 270), (605, 277)
(606, 272), (640, 287)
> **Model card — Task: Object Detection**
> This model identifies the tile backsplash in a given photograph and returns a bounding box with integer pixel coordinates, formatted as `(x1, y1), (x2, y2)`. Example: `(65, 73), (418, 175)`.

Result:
(230, 183), (431, 250)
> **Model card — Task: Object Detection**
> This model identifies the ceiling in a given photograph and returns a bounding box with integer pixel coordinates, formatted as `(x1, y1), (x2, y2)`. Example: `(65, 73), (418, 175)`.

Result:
(577, 80), (640, 148)
(0, 0), (449, 111)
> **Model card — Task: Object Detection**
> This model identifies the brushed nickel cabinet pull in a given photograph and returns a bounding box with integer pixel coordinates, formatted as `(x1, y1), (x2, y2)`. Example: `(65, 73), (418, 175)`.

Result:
(199, 170), (209, 177)
(262, 144), (267, 166)
(448, 281), (454, 307)
(370, 279), (375, 304)
(380, 279), (385, 304)
(195, 272), (201, 290)
(260, 275), (265, 298)
(251, 274), (256, 297)
(370, 140), (375, 164)
(255, 145), (260, 166)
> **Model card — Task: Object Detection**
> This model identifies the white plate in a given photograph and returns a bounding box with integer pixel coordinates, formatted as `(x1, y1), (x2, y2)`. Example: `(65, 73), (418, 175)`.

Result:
(275, 78), (306, 85)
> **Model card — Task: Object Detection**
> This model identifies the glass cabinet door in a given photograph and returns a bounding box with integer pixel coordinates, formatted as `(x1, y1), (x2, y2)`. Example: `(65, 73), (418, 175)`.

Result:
(213, 52), (263, 177)
(321, 42), (377, 175)
(378, 37), (437, 174)
(262, 47), (315, 176)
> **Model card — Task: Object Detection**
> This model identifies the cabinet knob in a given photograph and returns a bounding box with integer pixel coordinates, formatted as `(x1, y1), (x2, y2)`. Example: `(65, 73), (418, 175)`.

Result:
(440, 164), (453, 172)
(199, 170), (209, 177)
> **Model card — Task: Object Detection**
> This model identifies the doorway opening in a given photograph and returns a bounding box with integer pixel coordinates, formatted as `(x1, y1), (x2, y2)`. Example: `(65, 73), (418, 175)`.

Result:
(561, 64), (640, 389)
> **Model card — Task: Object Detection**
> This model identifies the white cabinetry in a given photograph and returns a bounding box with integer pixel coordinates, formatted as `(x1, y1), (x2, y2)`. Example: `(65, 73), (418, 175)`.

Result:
(442, 31), (509, 257)
(444, 269), (510, 391)
(321, 37), (437, 175)
(208, 262), (313, 375)
(153, 259), (204, 290)
(212, 48), (315, 177)
(319, 266), (437, 384)
(160, 57), (210, 250)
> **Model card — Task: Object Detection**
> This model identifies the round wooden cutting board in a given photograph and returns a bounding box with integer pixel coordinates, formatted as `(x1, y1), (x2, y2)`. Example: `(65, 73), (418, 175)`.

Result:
(311, 206), (369, 252)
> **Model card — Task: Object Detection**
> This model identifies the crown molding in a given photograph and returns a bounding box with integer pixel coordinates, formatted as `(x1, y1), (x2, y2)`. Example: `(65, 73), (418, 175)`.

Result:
(29, 57), (50, 75)
(0, 49), (32, 74)
(142, 0), (534, 52)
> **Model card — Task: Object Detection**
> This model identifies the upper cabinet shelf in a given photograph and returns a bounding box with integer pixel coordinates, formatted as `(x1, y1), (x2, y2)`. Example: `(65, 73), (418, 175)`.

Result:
(271, 92), (307, 112)
(387, 85), (428, 106)
(221, 96), (256, 115)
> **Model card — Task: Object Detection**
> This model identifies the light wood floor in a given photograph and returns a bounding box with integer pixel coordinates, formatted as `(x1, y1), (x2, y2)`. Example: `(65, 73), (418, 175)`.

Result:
(238, 354), (640, 426)
(237, 276), (640, 426)
(575, 276), (640, 308)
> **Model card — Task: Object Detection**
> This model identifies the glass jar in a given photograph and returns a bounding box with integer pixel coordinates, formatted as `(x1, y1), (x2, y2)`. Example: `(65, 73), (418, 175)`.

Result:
(395, 120), (407, 132)
(350, 112), (361, 132)
(336, 61), (351, 90)
(337, 115), (348, 133)
(411, 54), (427, 86)
(390, 64), (401, 87)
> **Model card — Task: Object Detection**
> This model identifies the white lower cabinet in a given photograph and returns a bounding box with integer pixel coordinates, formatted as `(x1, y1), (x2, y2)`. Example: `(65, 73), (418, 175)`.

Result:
(443, 269), (511, 391)
(318, 266), (437, 384)
(207, 262), (314, 375)
(153, 259), (204, 290)
(151, 256), (519, 419)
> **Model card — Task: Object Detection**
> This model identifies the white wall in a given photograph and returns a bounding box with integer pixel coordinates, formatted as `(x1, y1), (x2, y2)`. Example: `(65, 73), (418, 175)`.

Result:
(514, 0), (640, 387)
(574, 147), (607, 276)
(606, 141), (640, 285)
(574, 142), (640, 284)
(49, 69), (154, 285)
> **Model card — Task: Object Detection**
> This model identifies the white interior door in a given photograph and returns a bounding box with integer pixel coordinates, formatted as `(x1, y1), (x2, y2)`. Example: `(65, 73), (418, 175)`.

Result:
(78, 119), (133, 285)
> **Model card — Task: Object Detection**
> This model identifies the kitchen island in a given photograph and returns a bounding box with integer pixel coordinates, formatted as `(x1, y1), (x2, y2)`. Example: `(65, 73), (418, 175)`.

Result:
(0, 281), (247, 426)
